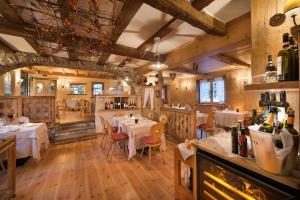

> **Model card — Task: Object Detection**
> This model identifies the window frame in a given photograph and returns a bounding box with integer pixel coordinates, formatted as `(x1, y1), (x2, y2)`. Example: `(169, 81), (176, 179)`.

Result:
(92, 82), (104, 96)
(198, 76), (226, 105)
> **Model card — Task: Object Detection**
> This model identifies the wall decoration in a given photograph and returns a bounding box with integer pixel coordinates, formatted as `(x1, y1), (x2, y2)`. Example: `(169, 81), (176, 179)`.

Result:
(36, 83), (44, 94)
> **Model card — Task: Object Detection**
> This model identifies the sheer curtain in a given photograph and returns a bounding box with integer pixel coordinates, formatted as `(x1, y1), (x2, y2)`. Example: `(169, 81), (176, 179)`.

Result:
(213, 77), (225, 103)
(199, 80), (210, 103)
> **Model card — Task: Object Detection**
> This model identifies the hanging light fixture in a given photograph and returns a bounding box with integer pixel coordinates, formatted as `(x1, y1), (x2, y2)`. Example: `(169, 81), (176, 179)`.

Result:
(149, 37), (168, 71)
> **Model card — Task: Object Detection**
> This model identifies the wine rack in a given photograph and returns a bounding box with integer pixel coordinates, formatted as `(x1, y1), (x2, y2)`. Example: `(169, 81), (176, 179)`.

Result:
(95, 95), (141, 112)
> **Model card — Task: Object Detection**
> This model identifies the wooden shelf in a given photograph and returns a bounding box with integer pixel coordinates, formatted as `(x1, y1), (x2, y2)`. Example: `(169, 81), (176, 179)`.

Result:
(244, 81), (299, 91)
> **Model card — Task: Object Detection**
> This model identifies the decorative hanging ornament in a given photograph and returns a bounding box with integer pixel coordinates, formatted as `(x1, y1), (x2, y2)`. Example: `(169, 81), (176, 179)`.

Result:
(269, 0), (286, 27)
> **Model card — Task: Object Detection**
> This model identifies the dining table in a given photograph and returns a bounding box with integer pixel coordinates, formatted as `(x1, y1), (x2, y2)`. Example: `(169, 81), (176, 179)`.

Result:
(215, 110), (250, 127)
(112, 115), (167, 160)
(0, 123), (49, 162)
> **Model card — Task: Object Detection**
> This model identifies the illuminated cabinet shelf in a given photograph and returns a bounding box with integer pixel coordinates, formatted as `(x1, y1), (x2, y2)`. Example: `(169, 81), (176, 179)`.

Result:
(244, 81), (299, 91)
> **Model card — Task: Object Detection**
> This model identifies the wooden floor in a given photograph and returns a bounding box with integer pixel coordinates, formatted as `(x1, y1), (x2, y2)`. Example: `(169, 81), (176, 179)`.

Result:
(1, 138), (177, 200)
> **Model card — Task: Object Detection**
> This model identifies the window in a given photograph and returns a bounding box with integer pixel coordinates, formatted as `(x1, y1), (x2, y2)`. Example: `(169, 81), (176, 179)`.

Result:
(4, 72), (12, 96)
(92, 82), (104, 95)
(199, 77), (225, 104)
(69, 83), (85, 94)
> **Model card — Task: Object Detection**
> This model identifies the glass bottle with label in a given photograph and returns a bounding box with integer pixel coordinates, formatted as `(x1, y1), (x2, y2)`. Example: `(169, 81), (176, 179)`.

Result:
(277, 33), (290, 81)
(265, 55), (277, 83)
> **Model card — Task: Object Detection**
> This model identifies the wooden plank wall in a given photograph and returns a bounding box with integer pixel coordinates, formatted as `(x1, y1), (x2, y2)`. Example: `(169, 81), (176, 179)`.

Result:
(161, 107), (196, 141)
(0, 96), (56, 125)
(251, 0), (293, 82)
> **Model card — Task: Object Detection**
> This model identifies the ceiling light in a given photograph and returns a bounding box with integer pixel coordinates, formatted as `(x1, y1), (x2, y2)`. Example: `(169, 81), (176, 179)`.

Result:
(149, 37), (168, 71)
(284, 0), (300, 26)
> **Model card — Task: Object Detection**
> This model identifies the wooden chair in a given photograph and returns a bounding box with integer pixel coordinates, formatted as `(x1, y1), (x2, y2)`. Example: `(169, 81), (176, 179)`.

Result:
(97, 115), (109, 150)
(105, 120), (128, 162)
(140, 123), (166, 169)
(197, 112), (215, 139)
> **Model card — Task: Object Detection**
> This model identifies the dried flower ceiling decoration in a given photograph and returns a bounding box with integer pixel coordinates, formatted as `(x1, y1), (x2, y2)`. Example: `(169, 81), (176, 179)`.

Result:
(12, 0), (120, 55)
(0, 51), (141, 83)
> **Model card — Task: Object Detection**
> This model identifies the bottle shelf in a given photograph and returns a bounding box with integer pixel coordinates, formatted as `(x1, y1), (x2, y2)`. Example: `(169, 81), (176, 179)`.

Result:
(244, 81), (299, 91)
(98, 108), (140, 112)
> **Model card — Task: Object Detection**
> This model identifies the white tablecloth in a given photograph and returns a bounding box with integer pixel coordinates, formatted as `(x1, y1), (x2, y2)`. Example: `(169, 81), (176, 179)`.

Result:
(112, 117), (167, 160)
(215, 111), (249, 127)
(196, 113), (208, 125)
(0, 123), (49, 162)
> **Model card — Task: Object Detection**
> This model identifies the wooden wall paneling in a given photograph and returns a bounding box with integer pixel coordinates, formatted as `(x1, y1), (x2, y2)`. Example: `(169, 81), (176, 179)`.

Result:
(251, 0), (293, 83)
(0, 96), (55, 125)
(161, 108), (196, 140)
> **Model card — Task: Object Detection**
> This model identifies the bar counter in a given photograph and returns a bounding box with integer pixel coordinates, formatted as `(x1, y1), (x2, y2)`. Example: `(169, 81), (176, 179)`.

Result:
(192, 136), (300, 199)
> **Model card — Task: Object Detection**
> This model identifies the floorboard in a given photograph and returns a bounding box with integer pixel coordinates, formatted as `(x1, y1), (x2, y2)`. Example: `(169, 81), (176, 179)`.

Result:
(1, 138), (177, 200)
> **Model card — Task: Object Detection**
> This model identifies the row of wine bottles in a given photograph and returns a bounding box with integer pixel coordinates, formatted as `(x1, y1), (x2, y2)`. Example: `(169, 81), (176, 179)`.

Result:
(265, 33), (299, 83)
(251, 90), (298, 136)
(104, 101), (137, 110)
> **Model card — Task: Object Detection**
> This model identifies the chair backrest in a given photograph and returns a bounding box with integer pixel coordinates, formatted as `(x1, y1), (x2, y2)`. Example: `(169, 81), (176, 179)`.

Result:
(206, 112), (215, 127)
(150, 123), (164, 142)
(105, 120), (113, 135)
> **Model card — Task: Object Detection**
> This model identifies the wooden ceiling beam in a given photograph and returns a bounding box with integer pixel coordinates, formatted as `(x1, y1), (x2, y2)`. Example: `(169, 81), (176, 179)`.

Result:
(137, 0), (215, 55)
(138, 13), (250, 75)
(140, 0), (226, 36)
(212, 53), (250, 68)
(21, 68), (114, 79)
(97, 0), (143, 64)
(0, 0), (24, 23)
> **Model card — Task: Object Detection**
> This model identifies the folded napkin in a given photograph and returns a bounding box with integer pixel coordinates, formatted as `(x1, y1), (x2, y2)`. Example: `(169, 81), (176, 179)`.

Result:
(178, 143), (194, 160)
(275, 128), (294, 160)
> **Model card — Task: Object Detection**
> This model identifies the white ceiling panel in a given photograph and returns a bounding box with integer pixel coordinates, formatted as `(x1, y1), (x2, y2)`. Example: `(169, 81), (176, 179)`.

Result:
(0, 33), (36, 53)
(203, 0), (250, 23)
(147, 21), (206, 54)
(116, 3), (173, 48)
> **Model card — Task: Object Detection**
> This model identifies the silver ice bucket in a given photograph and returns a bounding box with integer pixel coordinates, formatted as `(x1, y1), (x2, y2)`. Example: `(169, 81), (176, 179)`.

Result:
(248, 125), (299, 175)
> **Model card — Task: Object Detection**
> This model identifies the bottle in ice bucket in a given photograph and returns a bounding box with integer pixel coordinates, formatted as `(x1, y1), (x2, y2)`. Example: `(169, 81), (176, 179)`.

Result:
(231, 125), (239, 154)
(239, 128), (248, 157)
(285, 108), (299, 135)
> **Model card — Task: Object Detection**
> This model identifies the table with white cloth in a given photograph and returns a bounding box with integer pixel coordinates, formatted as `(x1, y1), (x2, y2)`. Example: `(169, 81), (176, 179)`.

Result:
(0, 123), (49, 162)
(215, 110), (249, 127)
(112, 116), (167, 160)
(196, 112), (208, 126)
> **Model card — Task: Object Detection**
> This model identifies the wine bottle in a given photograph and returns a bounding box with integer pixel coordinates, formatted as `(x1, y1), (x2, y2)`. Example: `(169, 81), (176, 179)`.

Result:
(277, 91), (289, 122)
(263, 92), (270, 118)
(277, 33), (290, 81)
(231, 126), (239, 154)
(285, 108), (299, 135)
(270, 92), (279, 107)
(288, 36), (299, 81)
(264, 55), (277, 83)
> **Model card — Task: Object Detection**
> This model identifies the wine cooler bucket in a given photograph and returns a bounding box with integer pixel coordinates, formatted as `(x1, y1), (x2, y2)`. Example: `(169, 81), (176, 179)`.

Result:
(248, 125), (299, 175)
